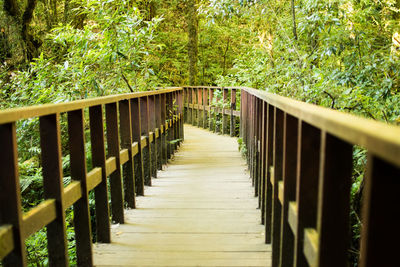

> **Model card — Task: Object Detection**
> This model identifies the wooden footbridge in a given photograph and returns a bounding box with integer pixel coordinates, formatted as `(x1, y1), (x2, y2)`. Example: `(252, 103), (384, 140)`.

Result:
(1, 87), (399, 267)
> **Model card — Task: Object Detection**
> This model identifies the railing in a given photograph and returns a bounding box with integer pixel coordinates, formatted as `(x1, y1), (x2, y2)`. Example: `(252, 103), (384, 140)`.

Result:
(0, 88), (184, 266)
(183, 87), (240, 136)
(185, 86), (400, 267)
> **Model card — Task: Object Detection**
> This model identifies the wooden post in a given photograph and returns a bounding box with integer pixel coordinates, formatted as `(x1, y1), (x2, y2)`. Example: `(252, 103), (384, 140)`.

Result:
(155, 94), (163, 170)
(119, 100), (136, 208)
(89, 106), (111, 243)
(197, 88), (203, 127)
(222, 88), (229, 134)
(294, 121), (321, 267)
(39, 114), (69, 266)
(105, 103), (124, 223)
(359, 155), (400, 267)
(161, 94), (168, 165)
(203, 87), (208, 128)
(130, 98), (144, 196)
(68, 110), (93, 266)
(271, 108), (284, 267)
(279, 113), (298, 267)
(209, 89), (214, 131)
(313, 132), (352, 266)
(260, 101), (267, 225)
(0, 123), (27, 267)
(192, 88), (197, 126)
(140, 96), (151, 186)
(265, 104), (274, 244)
(148, 95), (157, 178)
(230, 89), (237, 137)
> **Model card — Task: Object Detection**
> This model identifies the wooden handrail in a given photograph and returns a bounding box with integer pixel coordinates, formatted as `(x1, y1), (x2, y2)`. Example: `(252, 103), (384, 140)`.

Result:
(184, 86), (400, 267)
(0, 88), (184, 266)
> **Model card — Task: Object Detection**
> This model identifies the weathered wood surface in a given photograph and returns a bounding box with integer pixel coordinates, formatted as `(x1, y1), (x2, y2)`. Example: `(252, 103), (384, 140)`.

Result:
(93, 125), (271, 267)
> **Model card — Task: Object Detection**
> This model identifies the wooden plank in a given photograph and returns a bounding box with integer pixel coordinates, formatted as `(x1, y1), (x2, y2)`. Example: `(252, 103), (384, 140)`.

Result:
(279, 113), (298, 267)
(359, 154), (400, 267)
(265, 104), (274, 244)
(315, 132), (352, 266)
(120, 149), (129, 164)
(67, 108), (93, 266)
(22, 200), (57, 239)
(63, 181), (82, 208)
(294, 121), (321, 267)
(140, 96), (152, 186)
(271, 108), (284, 266)
(89, 105), (111, 243)
(105, 156), (117, 177)
(148, 95), (158, 178)
(288, 201), (298, 234)
(0, 88), (183, 124)
(119, 99), (136, 209)
(155, 94), (163, 170)
(161, 94), (168, 165)
(278, 181), (284, 204)
(87, 167), (102, 191)
(0, 225), (14, 260)
(106, 103), (124, 224)
(230, 89), (237, 136)
(303, 228), (318, 267)
(39, 114), (68, 266)
(0, 122), (26, 266)
(132, 142), (139, 156)
(131, 98), (144, 196)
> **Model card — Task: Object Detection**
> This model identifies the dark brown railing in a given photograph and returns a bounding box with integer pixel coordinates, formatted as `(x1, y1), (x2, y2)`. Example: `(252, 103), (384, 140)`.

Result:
(186, 86), (400, 267)
(0, 88), (184, 266)
(2, 85), (400, 267)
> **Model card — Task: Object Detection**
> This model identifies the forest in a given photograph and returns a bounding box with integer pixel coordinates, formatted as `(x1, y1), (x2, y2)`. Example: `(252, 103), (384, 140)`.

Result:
(1, 0), (400, 266)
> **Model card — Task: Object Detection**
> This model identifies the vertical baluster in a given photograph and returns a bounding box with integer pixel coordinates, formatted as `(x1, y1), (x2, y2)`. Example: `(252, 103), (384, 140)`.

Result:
(215, 89), (221, 134)
(257, 98), (263, 206)
(359, 154), (400, 267)
(230, 89), (236, 137)
(167, 93), (174, 157)
(271, 108), (284, 267)
(140, 96), (151, 186)
(131, 98), (144, 196)
(105, 103), (124, 223)
(68, 109), (93, 266)
(254, 98), (260, 197)
(155, 94), (163, 170)
(179, 90), (185, 141)
(39, 114), (69, 266)
(197, 88), (203, 127)
(161, 94), (168, 165)
(260, 101), (267, 225)
(183, 88), (188, 123)
(148, 95), (157, 178)
(0, 123), (27, 267)
(192, 88), (197, 126)
(119, 100), (136, 208)
(209, 89), (214, 131)
(265, 104), (274, 244)
(312, 132), (352, 266)
(89, 106), (111, 243)
(294, 121), (321, 267)
(187, 88), (192, 124)
(279, 113), (298, 267)
(222, 88), (228, 134)
(203, 87), (207, 129)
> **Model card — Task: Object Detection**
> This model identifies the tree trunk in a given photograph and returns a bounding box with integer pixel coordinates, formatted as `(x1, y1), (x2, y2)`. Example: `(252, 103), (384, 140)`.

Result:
(187, 0), (198, 86)
(291, 0), (297, 41)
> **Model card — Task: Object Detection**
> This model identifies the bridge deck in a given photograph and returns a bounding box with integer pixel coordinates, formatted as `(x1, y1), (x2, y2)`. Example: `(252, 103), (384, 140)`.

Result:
(93, 125), (271, 266)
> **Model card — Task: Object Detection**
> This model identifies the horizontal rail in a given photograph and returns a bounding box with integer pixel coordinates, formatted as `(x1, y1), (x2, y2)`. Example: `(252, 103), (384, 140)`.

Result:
(0, 88), (182, 124)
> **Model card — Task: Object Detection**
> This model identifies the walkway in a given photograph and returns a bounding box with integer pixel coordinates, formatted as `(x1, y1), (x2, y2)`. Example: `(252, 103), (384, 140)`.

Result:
(93, 125), (271, 266)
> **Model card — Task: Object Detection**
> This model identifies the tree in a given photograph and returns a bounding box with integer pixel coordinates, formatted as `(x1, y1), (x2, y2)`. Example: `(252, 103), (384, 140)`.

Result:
(187, 0), (198, 85)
